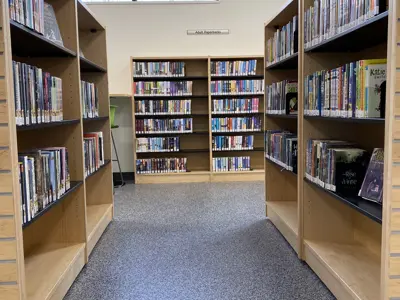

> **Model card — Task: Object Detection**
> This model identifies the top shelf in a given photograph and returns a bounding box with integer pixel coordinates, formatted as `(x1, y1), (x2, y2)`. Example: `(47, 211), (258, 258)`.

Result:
(305, 11), (388, 53)
(10, 20), (76, 57)
(77, 0), (104, 31)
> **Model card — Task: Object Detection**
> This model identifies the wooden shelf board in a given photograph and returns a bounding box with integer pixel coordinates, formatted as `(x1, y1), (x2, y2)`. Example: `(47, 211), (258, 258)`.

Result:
(22, 181), (83, 229)
(77, 0), (104, 30)
(266, 113), (298, 119)
(134, 95), (208, 100)
(25, 242), (85, 300)
(305, 11), (388, 53)
(86, 203), (113, 240)
(83, 116), (109, 123)
(10, 20), (77, 57)
(304, 177), (382, 224)
(265, 53), (298, 70)
(210, 169), (264, 182)
(136, 171), (211, 184)
(85, 159), (111, 180)
(304, 240), (380, 300)
(17, 119), (80, 131)
(267, 201), (298, 233)
(265, 157), (297, 176)
(305, 115), (385, 124)
(80, 56), (107, 73)
(210, 75), (264, 80)
(134, 76), (208, 81)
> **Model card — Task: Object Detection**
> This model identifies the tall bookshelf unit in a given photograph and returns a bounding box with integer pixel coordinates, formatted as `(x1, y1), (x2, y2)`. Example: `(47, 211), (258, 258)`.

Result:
(0, 1), (113, 299)
(131, 56), (265, 184)
(264, 0), (400, 299)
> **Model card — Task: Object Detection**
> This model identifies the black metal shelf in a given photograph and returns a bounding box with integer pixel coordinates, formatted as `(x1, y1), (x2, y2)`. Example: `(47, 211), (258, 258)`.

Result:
(213, 147), (264, 152)
(265, 156), (297, 176)
(22, 181), (83, 229)
(17, 119), (80, 131)
(83, 116), (109, 123)
(134, 95), (208, 100)
(133, 76), (208, 81)
(266, 113), (298, 119)
(80, 56), (107, 72)
(85, 159), (111, 180)
(305, 115), (385, 124)
(211, 93), (264, 98)
(304, 177), (382, 224)
(10, 20), (77, 57)
(135, 131), (208, 137)
(135, 113), (208, 118)
(211, 75), (264, 80)
(305, 11), (388, 53)
(265, 53), (298, 70)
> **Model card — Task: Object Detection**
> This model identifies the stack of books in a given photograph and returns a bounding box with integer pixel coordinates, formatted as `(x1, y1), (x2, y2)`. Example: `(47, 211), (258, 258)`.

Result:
(211, 60), (257, 76)
(135, 118), (193, 134)
(265, 130), (298, 173)
(212, 98), (260, 114)
(210, 80), (264, 95)
(18, 147), (71, 225)
(9, 0), (45, 34)
(304, 0), (386, 49)
(81, 80), (99, 119)
(304, 59), (386, 118)
(135, 99), (191, 115)
(133, 61), (185, 77)
(134, 81), (193, 96)
(211, 116), (262, 132)
(212, 135), (254, 151)
(213, 156), (251, 172)
(266, 16), (298, 66)
(136, 158), (187, 174)
(266, 80), (298, 115)
(84, 132), (105, 177)
(136, 137), (180, 153)
(13, 61), (63, 126)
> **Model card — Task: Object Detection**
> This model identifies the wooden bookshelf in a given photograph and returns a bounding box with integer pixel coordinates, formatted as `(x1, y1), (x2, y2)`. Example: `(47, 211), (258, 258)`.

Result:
(131, 56), (265, 184)
(264, 0), (300, 255)
(0, 1), (113, 299)
(264, 0), (400, 299)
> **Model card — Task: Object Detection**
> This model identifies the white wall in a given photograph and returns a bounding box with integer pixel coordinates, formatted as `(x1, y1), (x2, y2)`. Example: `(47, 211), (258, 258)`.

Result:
(89, 0), (283, 172)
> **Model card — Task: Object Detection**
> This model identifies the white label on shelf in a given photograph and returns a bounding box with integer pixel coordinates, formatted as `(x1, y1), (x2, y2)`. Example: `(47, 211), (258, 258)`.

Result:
(187, 29), (230, 35)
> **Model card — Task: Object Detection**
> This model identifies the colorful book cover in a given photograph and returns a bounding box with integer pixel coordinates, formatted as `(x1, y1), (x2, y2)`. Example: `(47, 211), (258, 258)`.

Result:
(359, 148), (384, 203)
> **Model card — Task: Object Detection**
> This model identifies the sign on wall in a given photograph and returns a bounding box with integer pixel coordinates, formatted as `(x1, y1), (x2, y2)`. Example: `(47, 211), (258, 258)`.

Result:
(187, 29), (230, 35)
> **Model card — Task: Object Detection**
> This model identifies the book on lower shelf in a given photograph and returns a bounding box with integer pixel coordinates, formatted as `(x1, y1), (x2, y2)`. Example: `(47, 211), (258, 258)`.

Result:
(135, 118), (193, 134)
(304, 0), (386, 49)
(213, 156), (251, 172)
(81, 80), (99, 119)
(135, 99), (191, 115)
(13, 60), (63, 126)
(18, 147), (71, 225)
(212, 135), (254, 151)
(136, 158), (187, 174)
(212, 98), (260, 114)
(266, 80), (298, 115)
(210, 60), (257, 76)
(133, 61), (185, 77)
(304, 59), (387, 118)
(211, 116), (262, 132)
(84, 132), (105, 177)
(359, 148), (384, 204)
(136, 137), (180, 153)
(305, 139), (370, 197)
(210, 79), (264, 95)
(266, 15), (298, 66)
(265, 130), (297, 173)
(134, 81), (192, 96)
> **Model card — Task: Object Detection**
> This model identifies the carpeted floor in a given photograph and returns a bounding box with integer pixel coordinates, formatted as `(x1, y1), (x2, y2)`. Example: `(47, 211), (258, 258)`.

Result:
(65, 182), (335, 300)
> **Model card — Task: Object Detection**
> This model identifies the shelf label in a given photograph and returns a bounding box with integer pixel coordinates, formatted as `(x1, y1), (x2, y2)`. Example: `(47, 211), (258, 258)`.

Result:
(187, 29), (229, 35)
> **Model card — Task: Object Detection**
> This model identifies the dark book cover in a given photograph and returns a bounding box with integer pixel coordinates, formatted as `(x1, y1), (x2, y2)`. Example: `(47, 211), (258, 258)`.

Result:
(359, 148), (384, 204)
(285, 81), (298, 115)
(332, 148), (370, 197)
(44, 2), (63, 46)
(291, 139), (298, 174)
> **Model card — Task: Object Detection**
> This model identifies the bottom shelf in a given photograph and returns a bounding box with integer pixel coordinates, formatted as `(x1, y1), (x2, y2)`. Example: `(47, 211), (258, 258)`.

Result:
(86, 204), (113, 256)
(304, 240), (380, 300)
(25, 243), (85, 300)
(267, 201), (298, 252)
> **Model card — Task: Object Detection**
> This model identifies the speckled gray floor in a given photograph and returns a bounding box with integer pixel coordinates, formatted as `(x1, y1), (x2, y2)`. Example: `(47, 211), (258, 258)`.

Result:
(65, 182), (335, 300)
